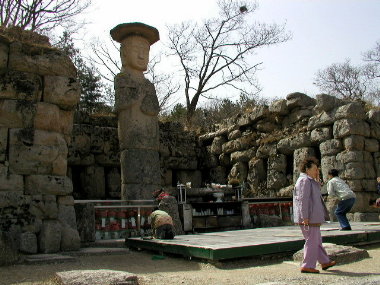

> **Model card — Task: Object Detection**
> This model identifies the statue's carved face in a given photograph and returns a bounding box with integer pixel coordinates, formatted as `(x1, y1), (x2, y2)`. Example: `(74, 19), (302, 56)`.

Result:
(121, 36), (150, 72)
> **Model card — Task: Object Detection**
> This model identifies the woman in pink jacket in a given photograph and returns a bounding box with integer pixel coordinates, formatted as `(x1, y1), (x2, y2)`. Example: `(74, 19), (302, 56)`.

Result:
(293, 157), (336, 273)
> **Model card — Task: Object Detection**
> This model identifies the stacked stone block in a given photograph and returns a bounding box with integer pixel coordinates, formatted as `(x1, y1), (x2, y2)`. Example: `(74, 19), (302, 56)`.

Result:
(0, 34), (81, 259)
(68, 113), (120, 199)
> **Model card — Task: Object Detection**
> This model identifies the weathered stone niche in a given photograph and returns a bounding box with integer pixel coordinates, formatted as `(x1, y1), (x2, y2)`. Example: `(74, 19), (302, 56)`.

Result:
(68, 115), (202, 199)
(0, 34), (81, 263)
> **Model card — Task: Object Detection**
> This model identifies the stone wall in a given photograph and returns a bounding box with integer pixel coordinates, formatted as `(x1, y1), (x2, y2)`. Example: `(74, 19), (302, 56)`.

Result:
(69, 93), (380, 217)
(200, 93), (380, 214)
(0, 34), (81, 262)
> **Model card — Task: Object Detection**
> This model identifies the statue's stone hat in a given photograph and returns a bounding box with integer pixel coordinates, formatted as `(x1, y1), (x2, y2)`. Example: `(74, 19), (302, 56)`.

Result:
(110, 22), (159, 45)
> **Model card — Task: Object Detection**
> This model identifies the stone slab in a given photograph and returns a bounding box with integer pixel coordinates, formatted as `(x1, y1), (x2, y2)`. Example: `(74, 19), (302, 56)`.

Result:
(293, 242), (370, 264)
(24, 254), (77, 264)
(54, 269), (138, 285)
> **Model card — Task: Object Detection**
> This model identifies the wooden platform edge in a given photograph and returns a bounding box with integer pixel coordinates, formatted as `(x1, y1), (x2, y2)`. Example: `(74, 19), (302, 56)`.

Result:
(125, 229), (380, 261)
(125, 239), (213, 260)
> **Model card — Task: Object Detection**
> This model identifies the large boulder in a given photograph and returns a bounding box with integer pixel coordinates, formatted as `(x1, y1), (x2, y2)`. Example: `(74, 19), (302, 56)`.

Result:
(343, 135), (365, 151)
(228, 129), (242, 140)
(20, 232), (38, 254)
(307, 111), (336, 130)
(267, 171), (287, 190)
(0, 71), (42, 101)
(230, 148), (256, 164)
(333, 119), (370, 138)
(286, 92), (316, 110)
(29, 195), (58, 219)
(60, 222), (80, 252)
(282, 107), (313, 127)
(269, 99), (288, 115)
(25, 175), (73, 195)
(8, 41), (76, 77)
(249, 105), (269, 123)
(310, 127), (332, 144)
(8, 129), (68, 176)
(267, 154), (288, 190)
(335, 102), (366, 120)
(255, 141), (277, 158)
(38, 220), (61, 253)
(0, 230), (20, 265)
(0, 99), (36, 129)
(277, 132), (312, 155)
(0, 164), (24, 191)
(210, 136), (227, 155)
(222, 134), (256, 154)
(315, 94), (343, 112)
(228, 162), (248, 184)
(320, 139), (343, 156)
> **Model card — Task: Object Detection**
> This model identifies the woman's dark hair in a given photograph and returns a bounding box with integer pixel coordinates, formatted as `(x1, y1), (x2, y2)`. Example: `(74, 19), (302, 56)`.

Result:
(328, 169), (339, 177)
(299, 157), (319, 173)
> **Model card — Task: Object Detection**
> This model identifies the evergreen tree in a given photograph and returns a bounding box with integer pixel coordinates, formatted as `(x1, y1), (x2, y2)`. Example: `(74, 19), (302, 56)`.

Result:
(56, 31), (112, 113)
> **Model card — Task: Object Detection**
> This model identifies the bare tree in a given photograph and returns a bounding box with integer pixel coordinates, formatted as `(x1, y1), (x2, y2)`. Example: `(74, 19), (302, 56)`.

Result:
(363, 40), (380, 79)
(314, 60), (369, 101)
(0, 0), (91, 32)
(314, 41), (380, 104)
(363, 40), (380, 64)
(89, 37), (179, 112)
(166, 0), (291, 126)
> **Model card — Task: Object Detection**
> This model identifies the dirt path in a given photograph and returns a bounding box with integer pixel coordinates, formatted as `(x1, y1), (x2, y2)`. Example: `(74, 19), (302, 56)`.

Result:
(1, 244), (380, 285)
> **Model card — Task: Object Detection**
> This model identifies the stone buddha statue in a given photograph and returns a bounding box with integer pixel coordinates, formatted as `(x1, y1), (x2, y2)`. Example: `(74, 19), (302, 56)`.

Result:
(111, 23), (161, 200)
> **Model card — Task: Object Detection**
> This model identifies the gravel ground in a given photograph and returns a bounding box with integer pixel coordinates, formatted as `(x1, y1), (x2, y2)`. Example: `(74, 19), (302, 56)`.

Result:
(1, 244), (380, 285)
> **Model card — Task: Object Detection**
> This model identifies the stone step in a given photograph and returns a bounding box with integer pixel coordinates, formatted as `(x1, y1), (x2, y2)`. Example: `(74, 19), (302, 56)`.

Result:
(24, 247), (129, 265)
(82, 238), (126, 248)
(24, 254), (77, 264)
(69, 247), (130, 256)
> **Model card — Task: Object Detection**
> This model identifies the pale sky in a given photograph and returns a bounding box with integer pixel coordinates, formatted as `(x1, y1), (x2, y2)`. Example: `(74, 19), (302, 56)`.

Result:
(80, 0), (380, 104)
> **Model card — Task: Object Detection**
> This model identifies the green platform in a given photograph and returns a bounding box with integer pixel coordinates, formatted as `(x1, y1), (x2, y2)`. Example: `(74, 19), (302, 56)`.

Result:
(125, 222), (380, 261)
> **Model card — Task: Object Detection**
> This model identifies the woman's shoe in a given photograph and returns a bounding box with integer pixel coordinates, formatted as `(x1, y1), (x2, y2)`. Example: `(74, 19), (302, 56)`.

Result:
(300, 267), (320, 273)
(321, 260), (336, 270)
